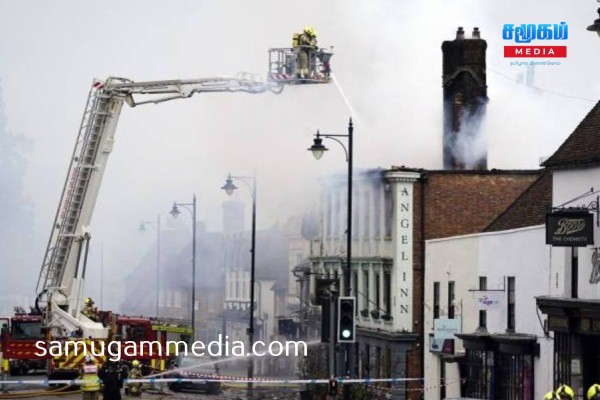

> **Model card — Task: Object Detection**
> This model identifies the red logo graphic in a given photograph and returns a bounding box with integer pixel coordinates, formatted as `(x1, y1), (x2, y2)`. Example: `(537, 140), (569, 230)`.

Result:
(504, 46), (567, 58)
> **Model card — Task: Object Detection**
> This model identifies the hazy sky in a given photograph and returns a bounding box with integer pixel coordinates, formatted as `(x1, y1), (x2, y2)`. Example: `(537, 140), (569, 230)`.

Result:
(0, 0), (598, 311)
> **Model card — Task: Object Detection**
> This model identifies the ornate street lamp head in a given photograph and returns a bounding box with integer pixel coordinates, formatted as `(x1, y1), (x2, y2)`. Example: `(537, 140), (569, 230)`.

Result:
(221, 175), (238, 196)
(308, 131), (328, 160)
(588, 8), (600, 38)
(169, 203), (181, 218)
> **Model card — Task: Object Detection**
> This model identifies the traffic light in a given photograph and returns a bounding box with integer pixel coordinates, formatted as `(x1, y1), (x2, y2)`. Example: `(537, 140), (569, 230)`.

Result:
(328, 377), (338, 396)
(337, 297), (355, 342)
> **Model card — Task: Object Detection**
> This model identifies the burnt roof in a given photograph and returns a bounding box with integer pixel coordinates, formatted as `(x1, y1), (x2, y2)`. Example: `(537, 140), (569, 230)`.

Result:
(484, 172), (553, 232)
(543, 100), (600, 168)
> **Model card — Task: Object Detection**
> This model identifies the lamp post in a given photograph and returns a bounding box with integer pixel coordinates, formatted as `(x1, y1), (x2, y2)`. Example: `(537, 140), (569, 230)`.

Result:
(169, 195), (197, 341)
(588, 8), (600, 37)
(308, 118), (353, 379)
(221, 174), (256, 400)
(139, 215), (161, 317)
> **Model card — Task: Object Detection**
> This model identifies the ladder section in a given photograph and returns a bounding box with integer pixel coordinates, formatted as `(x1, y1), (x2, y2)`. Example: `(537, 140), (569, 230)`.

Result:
(36, 84), (113, 299)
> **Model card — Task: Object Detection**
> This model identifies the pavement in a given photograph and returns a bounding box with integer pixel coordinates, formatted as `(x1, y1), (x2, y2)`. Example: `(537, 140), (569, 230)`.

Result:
(0, 375), (306, 400)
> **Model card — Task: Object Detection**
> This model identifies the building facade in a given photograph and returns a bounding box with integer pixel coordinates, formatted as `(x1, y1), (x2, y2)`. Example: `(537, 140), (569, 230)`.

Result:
(309, 167), (539, 399)
(536, 100), (600, 399)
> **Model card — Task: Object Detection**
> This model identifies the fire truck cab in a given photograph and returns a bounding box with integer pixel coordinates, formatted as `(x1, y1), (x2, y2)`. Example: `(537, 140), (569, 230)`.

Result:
(0, 313), (47, 375)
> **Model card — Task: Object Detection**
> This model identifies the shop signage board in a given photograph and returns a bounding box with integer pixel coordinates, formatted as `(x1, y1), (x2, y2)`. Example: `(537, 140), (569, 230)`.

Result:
(434, 317), (461, 339)
(546, 210), (594, 247)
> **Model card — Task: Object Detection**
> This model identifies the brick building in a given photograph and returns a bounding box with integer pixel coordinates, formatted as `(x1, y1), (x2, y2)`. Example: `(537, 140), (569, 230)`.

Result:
(309, 167), (540, 399)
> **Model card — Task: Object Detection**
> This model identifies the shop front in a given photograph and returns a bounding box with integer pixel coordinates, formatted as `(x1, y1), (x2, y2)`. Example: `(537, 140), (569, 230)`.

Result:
(537, 296), (600, 399)
(456, 332), (538, 400)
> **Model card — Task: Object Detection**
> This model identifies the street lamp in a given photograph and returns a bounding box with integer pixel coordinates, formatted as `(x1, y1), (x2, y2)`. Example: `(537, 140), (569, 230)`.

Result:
(308, 118), (354, 379)
(308, 119), (353, 297)
(588, 8), (600, 38)
(169, 195), (197, 341)
(139, 215), (161, 317)
(221, 173), (256, 400)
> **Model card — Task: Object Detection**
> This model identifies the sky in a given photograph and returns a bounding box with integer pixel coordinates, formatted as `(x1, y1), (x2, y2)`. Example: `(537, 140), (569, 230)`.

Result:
(0, 0), (599, 311)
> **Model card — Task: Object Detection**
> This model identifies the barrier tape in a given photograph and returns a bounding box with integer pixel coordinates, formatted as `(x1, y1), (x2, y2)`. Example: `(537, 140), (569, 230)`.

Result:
(0, 377), (457, 386)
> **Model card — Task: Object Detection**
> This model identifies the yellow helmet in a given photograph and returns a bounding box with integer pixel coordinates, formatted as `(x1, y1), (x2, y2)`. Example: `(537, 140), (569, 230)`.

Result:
(304, 26), (315, 36)
(132, 360), (140, 368)
(84, 297), (92, 305)
(544, 391), (560, 400)
(557, 385), (575, 400)
(588, 384), (600, 400)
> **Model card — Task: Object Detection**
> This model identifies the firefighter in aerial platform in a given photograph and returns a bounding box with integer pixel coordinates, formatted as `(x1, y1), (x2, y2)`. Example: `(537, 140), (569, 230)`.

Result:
(294, 26), (318, 79)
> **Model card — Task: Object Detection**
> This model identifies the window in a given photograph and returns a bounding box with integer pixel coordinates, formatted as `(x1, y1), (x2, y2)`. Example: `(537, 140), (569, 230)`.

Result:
(374, 272), (380, 311)
(363, 191), (371, 239)
(464, 349), (494, 399)
(363, 270), (370, 311)
(326, 193), (333, 238)
(479, 277), (487, 329)
(433, 282), (440, 320)
(11, 321), (43, 340)
(448, 281), (455, 319)
(384, 271), (391, 315)
(496, 353), (533, 400)
(374, 185), (381, 238)
(384, 184), (392, 238)
(353, 190), (360, 239)
(507, 277), (515, 331)
(332, 192), (340, 239)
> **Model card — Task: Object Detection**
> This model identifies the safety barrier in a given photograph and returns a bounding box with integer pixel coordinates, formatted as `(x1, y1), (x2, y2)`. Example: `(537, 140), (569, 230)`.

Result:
(0, 377), (459, 386)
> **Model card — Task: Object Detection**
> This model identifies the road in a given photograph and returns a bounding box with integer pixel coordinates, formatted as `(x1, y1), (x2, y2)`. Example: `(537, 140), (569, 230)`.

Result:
(0, 375), (304, 400)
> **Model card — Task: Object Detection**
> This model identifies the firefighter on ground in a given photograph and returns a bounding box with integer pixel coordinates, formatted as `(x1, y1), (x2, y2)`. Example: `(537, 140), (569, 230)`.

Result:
(99, 358), (127, 400)
(294, 26), (317, 79)
(125, 360), (143, 397)
(556, 384), (575, 400)
(80, 355), (100, 400)
(544, 391), (560, 400)
(82, 297), (96, 320)
(588, 384), (600, 400)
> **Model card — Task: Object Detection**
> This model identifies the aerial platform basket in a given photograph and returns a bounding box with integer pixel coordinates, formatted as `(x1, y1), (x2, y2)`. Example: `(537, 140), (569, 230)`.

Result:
(267, 47), (334, 85)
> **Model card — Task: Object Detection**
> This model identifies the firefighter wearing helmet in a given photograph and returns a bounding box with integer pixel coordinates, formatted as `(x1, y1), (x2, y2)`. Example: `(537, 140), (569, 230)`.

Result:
(80, 355), (100, 400)
(125, 360), (143, 396)
(588, 384), (600, 400)
(544, 391), (560, 400)
(294, 26), (318, 79)
(556, 385), (575, 400)
(82, 297), (96, 320)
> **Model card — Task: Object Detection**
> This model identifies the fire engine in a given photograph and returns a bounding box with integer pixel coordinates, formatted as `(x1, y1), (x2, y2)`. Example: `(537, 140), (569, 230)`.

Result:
(0, 44), (333, 379)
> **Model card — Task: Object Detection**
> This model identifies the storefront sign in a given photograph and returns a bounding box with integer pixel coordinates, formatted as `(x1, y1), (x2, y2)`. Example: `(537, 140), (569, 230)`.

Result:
(546, 210), (594, 247)
(547, 315), (570, 332)
(429, 335), (454, 355)
(590, 248), (600, 284)
(474, 291), (503, 310)
(434, 318), (461, 339)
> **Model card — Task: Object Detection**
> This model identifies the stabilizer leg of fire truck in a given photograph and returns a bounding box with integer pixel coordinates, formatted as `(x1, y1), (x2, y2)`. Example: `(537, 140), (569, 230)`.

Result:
(267, 47), (333, 84)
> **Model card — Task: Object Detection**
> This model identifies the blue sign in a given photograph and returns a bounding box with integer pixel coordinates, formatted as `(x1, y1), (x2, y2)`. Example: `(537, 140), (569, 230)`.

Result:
(503, 23), (568, 43)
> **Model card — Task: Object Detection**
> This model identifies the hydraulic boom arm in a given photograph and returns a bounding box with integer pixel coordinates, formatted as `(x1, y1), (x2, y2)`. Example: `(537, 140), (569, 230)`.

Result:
(35, 73), (283, 338)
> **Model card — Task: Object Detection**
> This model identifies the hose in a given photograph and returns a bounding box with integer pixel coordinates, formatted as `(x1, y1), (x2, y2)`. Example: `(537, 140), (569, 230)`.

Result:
(0, 385), (78, 398)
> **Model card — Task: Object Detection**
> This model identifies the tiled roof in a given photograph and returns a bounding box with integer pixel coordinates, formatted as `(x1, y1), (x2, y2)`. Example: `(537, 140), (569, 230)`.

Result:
(543, 100), (600, 168)
(484, 172), (552, 232)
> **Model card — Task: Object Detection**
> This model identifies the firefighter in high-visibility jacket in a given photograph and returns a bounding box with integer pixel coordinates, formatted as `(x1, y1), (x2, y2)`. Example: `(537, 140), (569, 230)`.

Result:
(294, 26), (317, 79)
(125, 360), (143, 396)
(80, 355), (100, 400)
(82, 297), (96, 320)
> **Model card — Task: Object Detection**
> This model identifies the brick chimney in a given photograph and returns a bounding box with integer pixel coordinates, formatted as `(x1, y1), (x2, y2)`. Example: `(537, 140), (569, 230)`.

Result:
(442, 27), (488, 170)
